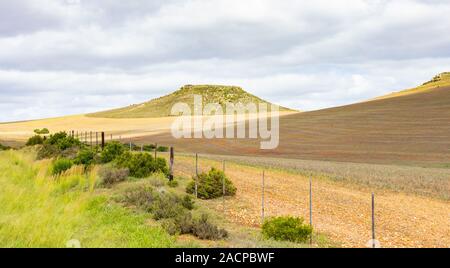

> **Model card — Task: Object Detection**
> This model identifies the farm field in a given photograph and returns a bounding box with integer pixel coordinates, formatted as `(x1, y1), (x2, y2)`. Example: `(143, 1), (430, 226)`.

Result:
(163, 153), (450, 248)
(134, 85), (450, 167)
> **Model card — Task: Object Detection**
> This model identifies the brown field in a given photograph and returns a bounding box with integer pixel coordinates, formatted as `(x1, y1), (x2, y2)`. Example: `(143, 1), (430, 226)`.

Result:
(129, 86), (450, 167)
(166, 153), (450, 248)
(2, 86), (450, 166)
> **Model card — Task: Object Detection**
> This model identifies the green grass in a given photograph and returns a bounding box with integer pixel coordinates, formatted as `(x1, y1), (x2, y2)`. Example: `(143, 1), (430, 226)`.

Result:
(88, 84), (293, 118)
(0, 150), (174, 248)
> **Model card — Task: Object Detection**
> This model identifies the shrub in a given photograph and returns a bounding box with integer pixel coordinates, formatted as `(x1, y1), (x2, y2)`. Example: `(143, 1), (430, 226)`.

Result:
(120, 185), (226, 240)
(37, 144), (60, 160)
(45, 132), (81, 150)
(26, 135), (44, 146)
(262, 216), (312, 243)
(0, 143), (11, 151)
(157, 146), (169, 152)
(181, 195), (194, 210)
(143, 144), (156, 152)
(167, 180), (179, 188)
(52, 158), (73, 176)
(34, 128), (49, 135)
(74, 149), (96, 166)
(115, 152), (169, 178)
(121, 185), (156, 211)
(186, 168), (236, 199)
(121, 185), (191, 216)
(152, 193), (188, 220)
(100, 141), (125, 163)
(191, 214), (228, 240)
(98, 166), (129, 187)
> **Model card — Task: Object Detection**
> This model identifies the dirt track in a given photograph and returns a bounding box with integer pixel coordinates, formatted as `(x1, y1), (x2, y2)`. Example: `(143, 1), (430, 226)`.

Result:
(172, 155), (450, 248)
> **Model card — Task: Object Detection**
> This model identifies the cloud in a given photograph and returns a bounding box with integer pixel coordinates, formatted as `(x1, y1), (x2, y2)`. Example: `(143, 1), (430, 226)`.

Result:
(0, 0), (450, 122)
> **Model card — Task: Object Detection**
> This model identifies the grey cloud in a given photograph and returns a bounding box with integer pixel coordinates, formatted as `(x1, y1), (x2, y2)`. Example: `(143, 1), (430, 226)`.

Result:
(1, 0), (450, 122)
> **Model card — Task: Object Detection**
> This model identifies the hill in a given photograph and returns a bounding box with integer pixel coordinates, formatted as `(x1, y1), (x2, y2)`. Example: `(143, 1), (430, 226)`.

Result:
(88, 85), (294, 118)
(136, 74), (450, 166)
(374, 72), (450, 100)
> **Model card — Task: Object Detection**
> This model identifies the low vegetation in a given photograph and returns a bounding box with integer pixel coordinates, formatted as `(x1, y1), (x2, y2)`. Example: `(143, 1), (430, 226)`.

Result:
(100, 141), (124, 163)
(262, 216), (312, 243)
(186, 168), (236, 199)
(98, 166), (129, 187)
(0, 143), (11, 151)
(33, 128), (49, 135)
(119, 183), (227, 240)
(0, 150), (173, 247)
(51, 158), (74, 176)
(115, 152), (169, 178)
(26, 135), (44, 146)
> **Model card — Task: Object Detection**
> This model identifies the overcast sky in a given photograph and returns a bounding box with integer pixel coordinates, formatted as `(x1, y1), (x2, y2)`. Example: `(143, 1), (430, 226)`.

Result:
(1, 0), (450, 122)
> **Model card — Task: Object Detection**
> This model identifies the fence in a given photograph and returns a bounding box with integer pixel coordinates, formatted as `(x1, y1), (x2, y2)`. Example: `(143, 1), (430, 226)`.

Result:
(61, 129), (379, 247)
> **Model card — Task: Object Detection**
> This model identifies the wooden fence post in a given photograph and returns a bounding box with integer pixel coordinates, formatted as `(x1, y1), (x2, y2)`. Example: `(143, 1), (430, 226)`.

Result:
(90, 131), (93, 148)
(372, 193), (376, 248)
(154, 143), (158, 159)
(169, 147), (174, 181)
(96, 132), (98, 147)
(101, 132), (105, 150)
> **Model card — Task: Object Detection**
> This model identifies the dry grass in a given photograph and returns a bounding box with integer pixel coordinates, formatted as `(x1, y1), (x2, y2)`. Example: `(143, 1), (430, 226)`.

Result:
(186, 154), (450, 201)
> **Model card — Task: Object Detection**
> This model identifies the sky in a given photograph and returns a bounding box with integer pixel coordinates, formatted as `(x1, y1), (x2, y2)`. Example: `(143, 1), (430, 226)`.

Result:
(1, 0), (450, 122)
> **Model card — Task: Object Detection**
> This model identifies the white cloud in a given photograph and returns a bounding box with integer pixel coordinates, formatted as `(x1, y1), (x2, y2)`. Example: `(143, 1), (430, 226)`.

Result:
(0, 0), (450, 122)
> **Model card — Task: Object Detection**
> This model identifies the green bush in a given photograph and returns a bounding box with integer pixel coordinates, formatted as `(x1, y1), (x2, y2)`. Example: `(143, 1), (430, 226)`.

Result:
(26, 135), (44, 146)
(46, 132), (81, 150)
(120, 185), (193, 218)
(157, 146), (169, 152)
(262, 216), (312, 243)
(181, 195), (194, 210)
(98, 166), (129, 187)
(167, 180), (179, 188)
(100, 141), (125, 163)
(186, 168), (236, 199)
(120, 184), (226, 240)
(191, 214), (228, 240)
(37, 144), (60, 160)
(115, 152), (169, 178)
(0, 143), (11, 151)
(143, 144), (156, 152)
(74, 149), (96, 166)
(34, 128), (49, 135)
(52, 158), (73, 176)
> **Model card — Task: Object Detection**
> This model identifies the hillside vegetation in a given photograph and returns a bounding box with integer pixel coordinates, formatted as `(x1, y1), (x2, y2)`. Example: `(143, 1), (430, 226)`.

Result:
(374, 72), (450, 100)
(88, 85), (293, 118)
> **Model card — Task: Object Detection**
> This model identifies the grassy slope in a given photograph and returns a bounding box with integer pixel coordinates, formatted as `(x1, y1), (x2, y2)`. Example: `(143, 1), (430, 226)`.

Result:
(374, 72), (450, 100)
(88, 85), (294, 118)
(0, 149), (174, 248)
